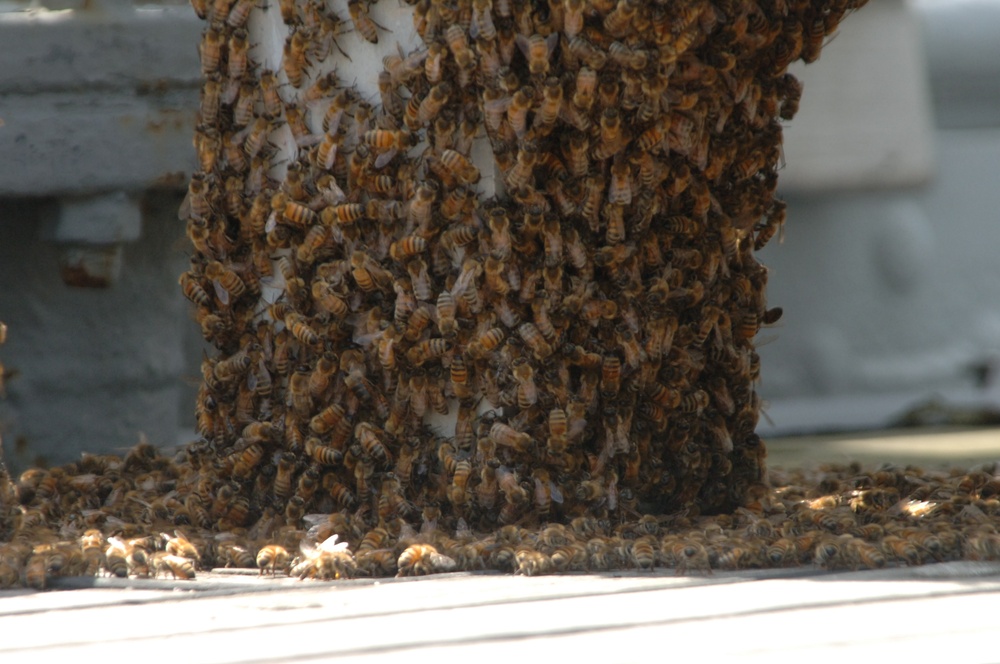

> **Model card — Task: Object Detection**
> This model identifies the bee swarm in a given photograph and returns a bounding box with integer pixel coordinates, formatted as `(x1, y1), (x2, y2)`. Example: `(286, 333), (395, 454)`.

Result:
(17, 0), (974, 589)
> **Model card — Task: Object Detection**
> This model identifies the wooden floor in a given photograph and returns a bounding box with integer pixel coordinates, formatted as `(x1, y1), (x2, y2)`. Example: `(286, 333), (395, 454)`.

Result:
(4, 426), (1000, 662)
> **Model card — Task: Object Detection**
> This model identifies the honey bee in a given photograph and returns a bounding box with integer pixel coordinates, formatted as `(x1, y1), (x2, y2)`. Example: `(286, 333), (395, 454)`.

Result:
(515, 33), (559, 77)
(512, 361), (538, 410)
(470, 0), (497, 41)
(405, 338), (450, 366)
(412, 82), (451, 129)
(496, 465), (529, 505)
(179, 271), (211, 308)
(355, 422), (392, 465)
(406, 182), (437, 232)
(434, 290), (458, 338)
(607, 157), (632, 206)
(347, 0), (381, 43)
(350, 250), (392, 293)
(199, 28), (224, 76)
(504, 140), (538, 192)
(205, 261), (246, 306)
(284, 312), (320, 347)
(271, 193), (318, 229)
(227, 29), (250, 80)
(592, 108), (628, 160)
(162, 530), (200, 566)
(151, 552), (196, 580)
(259, 70), (284, 118)
(608, 40), (649, 70)
(255, 544), (291, 576)
(396, 544), (457, 577)
(490, 421), (533, 453)
(404, 302), (434, 341)
(567, 36), (607, 72)
(272, 451), (297, 501)
(440, 149), (481, 185)
(293, 535), (357, 580)
(284, 29), (311, 88)
(517, 322), (553, 361)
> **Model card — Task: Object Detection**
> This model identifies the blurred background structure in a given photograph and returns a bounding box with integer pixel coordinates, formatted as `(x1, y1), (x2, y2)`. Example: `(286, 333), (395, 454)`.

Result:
(0, 0), (997, 471)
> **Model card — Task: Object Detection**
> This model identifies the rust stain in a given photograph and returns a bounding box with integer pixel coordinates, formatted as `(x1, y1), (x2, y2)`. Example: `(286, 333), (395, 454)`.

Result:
(60, 264), (112, 289)
(151, 170), (189, 189)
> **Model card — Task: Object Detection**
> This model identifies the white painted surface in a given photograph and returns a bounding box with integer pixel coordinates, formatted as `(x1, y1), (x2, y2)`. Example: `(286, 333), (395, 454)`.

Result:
(780, 0), (935, 193)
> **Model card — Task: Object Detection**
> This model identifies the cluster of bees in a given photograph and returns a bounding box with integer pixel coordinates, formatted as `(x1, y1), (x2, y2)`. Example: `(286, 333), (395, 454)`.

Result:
(1, 0), (887, 587)
(5, 444), (1000, 588)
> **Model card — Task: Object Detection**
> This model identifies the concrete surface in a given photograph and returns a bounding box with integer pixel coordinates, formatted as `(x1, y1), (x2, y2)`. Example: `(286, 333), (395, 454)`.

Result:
(3, 557), (1000, 662)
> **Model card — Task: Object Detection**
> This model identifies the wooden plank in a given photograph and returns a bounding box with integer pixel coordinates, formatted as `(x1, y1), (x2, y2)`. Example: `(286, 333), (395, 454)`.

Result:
(767, 426), (1000, 468)
(4, 566), (1000, 661)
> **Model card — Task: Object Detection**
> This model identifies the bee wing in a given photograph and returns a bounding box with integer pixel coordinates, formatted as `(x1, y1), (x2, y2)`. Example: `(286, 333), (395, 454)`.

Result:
(299, 539), (319, 558)
(212, 279), (231, 306)
(318, 534), (350, 553)
(544, 32), (559, 56)
(373, 147), (399, 170)
(265, 211), (278, 233)
(550, 480), (564, 504)
(221, 78), (241, 105)
(514, 33), (531, 59)
(178, 190), (192, 221)
(302, 513), (329, 528)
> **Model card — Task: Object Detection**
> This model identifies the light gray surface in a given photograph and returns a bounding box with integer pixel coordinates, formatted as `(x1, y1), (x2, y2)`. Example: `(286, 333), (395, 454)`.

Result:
(0, 192), (192, 470)
(3, 563), (1000, 662)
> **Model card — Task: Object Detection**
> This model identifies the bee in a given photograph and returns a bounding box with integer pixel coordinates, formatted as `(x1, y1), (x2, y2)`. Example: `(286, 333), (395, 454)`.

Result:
(347, 0), (381, 43)
(517, 322), (553, 361)
(779, 72), (805, 121)
(285, 312), (321, 346)
(515, 32), (559, 77)
(405, 338), (450, 366)
(350, 250), (391, 293)
(592, 108), (628, 160)
(388, 236), (427, 263)
(608, 40), (648, 70)
(505, 141), (538, 191)
(363, 129), (414, 168)
(205, 261), (246, 306)
(226, 0), (254, 27)
(801, 15), (826, 64)
(440, 149), (481, 185)
(755, 199), (786, 250)
(303, 71), (340, 104)
(396, 544), (457, 577)
(227, 29), (250, 81)
(496, 465), (529, 505)
(355, 422), (392, 465)
(320, 203), (365, 228)
(271, 451), (297, 501)
(513, 549), (552, 576)
(607, 157), (632, 206)
(255, 70), (283, 120)
(151, 553), (196, 580)
(293, 535), (357, 580)
(567, 37), (607, 72)
(271, 193), (317, 230)
(256, 544), (291, 576)
(403, 302), (434, 341)
(602, 0), (638, 37)
(406, 182), (437, 232)
(490, 422), (533, 453)
(411, 82), (451, 129)
(470, 0), (497, 41)
(435, 290), (458, 338)
(283, 30), (310, 88)
(513, 361), (538, 410)
(179, 271), (211, 308)
(199, 28), (224, 76)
